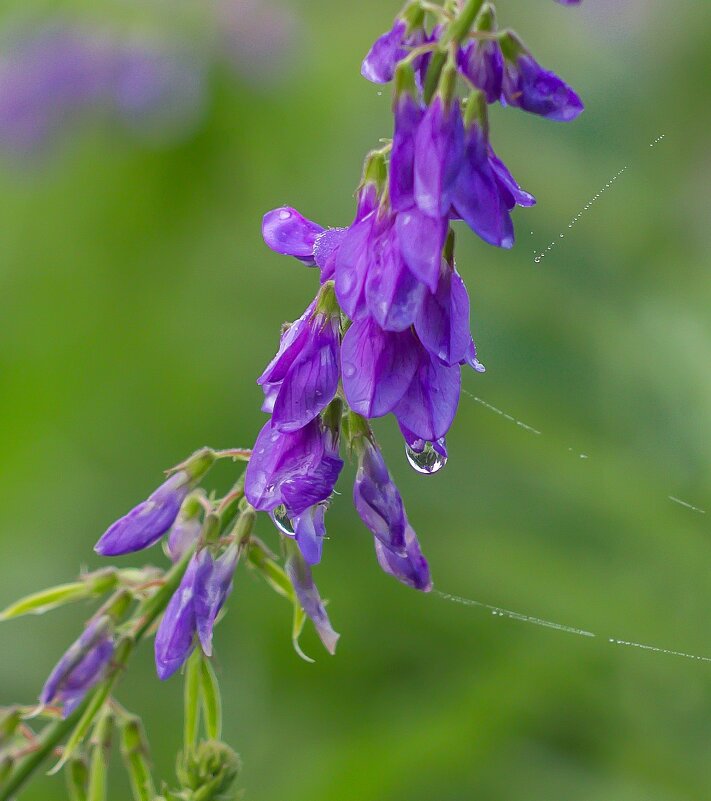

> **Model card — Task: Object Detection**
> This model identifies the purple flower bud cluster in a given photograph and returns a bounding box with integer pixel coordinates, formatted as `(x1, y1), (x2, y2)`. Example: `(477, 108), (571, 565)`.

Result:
(90, 450), (242, 680)
(254, 0), (584, 611)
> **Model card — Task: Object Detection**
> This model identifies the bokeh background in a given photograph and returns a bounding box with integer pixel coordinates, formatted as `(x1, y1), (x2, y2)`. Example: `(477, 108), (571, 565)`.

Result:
(1, 0), (711, 798)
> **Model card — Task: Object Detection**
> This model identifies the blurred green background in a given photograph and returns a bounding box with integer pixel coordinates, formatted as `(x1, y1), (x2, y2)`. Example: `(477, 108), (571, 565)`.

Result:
(1, 0), (711, 798)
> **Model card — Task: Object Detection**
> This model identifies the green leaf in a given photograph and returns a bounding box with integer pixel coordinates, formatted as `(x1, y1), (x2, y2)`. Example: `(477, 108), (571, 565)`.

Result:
(183, 650), (202, 754)
(0, 583), (91, 622)
(199, 657), (222, 741)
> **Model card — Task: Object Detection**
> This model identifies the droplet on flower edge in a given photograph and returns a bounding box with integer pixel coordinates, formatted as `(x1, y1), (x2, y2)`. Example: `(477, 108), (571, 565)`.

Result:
(271, 505), (295, 536)
(405, 442), (448, 475)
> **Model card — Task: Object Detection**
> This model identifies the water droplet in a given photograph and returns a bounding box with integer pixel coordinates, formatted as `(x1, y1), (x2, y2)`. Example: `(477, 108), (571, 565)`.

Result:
(534, 256), (542, 263)
(405, 442), (448, 475)
(343, 362), (356, 378)
(272, 505), (295, 536)
(279, 209), (291, 220)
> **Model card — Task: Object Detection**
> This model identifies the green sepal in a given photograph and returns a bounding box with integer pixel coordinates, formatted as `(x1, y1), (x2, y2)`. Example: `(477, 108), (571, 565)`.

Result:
(0, 755), (14, 784)
(475, 2), (497, 33)
(65, 755), (90, 801)
(87, 712), (113, 801)
(442, 0), (486, 45)
(400, 0), (425, 32)
(0, 707), (21, 746)
(199, 658), (222, 742)
(463, 89), (488, 132)
(498, 30), (526, 63)
(119, 716), (155, 801)
(183, 650), (202, 756)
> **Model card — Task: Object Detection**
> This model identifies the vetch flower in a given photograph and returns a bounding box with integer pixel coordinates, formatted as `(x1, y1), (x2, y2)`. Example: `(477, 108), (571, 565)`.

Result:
(154, 544), (238, 679)
(292, 503), (328, 566)
(245, 414), (343, 518)
(262, 207), (324, 266)
(154, 554), (200, 680)
(414, 257), (472, 367)
(284, 542), (339, 655)
(341, 317), (420, 419)
(457, 4), (503, 104)
(39, 616), (115, 717)
(166, 496), (203, 563)
(193, 545), (239, 657)
(413, 74), (465, 219)
(392, 343), (462, 445)
(374, 522), (432, 591)
(500, 32), (584, 122)
(360, 1), (425, 86)
(94, 449), (214, 556)
(351, 424), (407, 554)
(258, 286), (341, 433)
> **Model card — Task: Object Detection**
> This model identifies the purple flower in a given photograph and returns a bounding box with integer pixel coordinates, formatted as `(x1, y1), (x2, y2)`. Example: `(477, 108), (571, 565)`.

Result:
(258, 293), (340, 433)
(489, 148), (536, 209)
(451, 119), (515, 249)
(501, 36), (584, 122)
(314, 227), (348, 282)
(341, 317), (420, 419)
(392, 344), (461, 444)
(334, 210), (377, 320)
(361, 20), (409, 84)
(458, 40), (504, 104)
(285, 545), (339, 654)
(40, 617), (114, 717)
(375, 522), (432, 591)
(245, 417), (343, 517)
(262, 207), (324, 266)
(414, 95), (465, 218)
(364, 221), (427, 332)
(155, 545), (239, 678)
(292, 504), (328, 566)
(193, 545), (239, 657)
(390, 90), (424, 212)
(95, 472), (192, 556)
(415, 263), (471, 366)
(554, 0), (581, 5)
(395, 208), (448, 292)
(165, 505), (202, 562)
(155, 554), (200, 680)
(353, 436), (407, 554)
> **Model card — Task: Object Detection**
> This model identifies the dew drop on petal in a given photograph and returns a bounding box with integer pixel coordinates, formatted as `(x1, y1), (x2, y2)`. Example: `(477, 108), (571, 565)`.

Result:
(405, 442), (448, 475)
(271, 505), (295, 536)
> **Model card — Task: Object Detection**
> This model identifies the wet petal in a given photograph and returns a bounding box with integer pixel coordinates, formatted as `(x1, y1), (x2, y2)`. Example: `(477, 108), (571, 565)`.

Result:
(341, 317), (420, 418)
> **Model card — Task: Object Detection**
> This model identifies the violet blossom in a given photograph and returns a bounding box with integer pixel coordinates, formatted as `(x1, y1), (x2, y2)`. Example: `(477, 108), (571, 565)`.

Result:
(39, 617), (115, 717)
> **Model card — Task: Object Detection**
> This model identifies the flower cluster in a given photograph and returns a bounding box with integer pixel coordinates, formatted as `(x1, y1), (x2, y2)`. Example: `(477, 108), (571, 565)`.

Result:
(0, 4), (586, 797)
(257, 0), (583, 610)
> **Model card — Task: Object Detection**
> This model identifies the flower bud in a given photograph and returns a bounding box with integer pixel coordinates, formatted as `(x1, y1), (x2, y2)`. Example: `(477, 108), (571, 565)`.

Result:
(176, 740), (241, 800)
(500, 31), (583, 122)
(95, 472), (195, 557)
(39, 616), (115, 717)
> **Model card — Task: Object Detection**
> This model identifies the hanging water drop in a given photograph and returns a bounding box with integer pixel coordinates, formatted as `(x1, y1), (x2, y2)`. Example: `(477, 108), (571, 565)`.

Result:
(405, 442), (448, 475)
(271, 505), (295, 536)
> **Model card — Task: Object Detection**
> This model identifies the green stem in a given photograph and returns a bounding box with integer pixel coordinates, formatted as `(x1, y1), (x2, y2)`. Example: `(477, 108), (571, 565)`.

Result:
(0, 550), (195, 801)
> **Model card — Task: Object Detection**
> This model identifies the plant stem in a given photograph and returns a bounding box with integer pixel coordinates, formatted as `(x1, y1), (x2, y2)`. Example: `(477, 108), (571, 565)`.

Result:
(0, 549), (195, 801)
